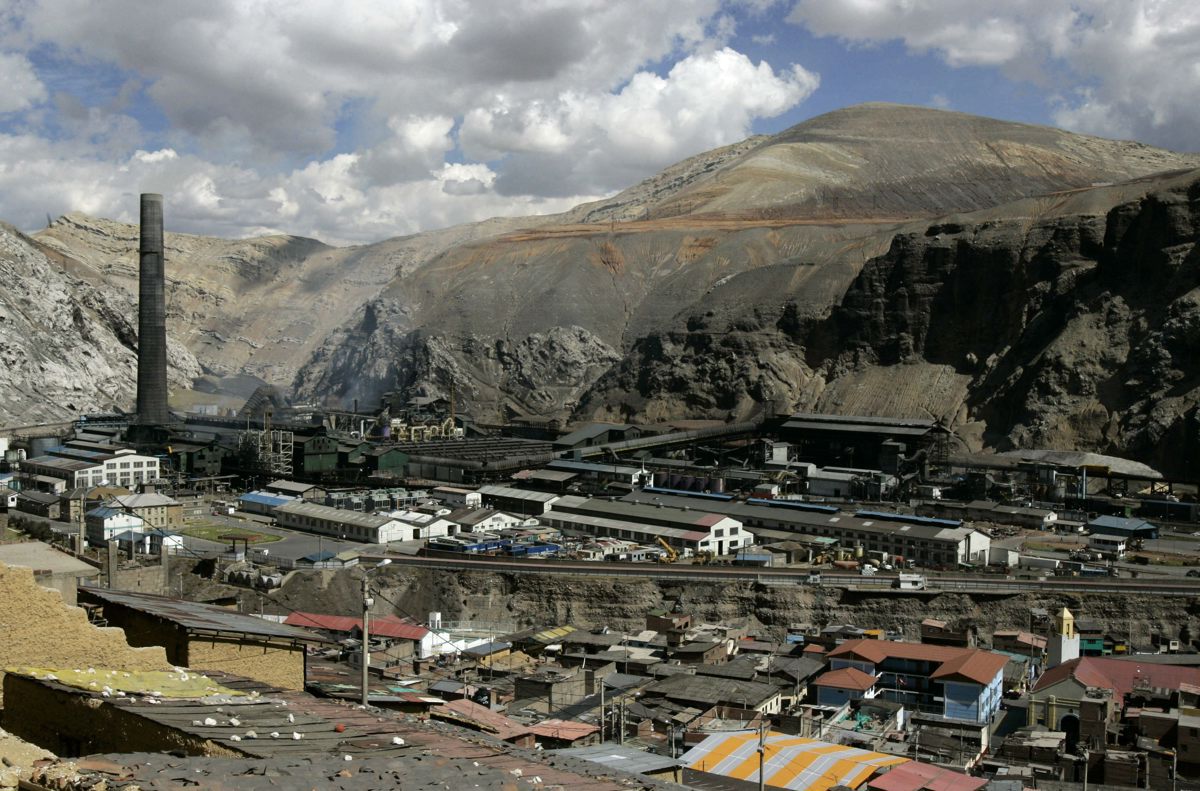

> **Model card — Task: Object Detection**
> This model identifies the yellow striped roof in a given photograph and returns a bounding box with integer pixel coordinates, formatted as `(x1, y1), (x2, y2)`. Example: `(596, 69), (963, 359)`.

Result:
(684, 731), (908, 791)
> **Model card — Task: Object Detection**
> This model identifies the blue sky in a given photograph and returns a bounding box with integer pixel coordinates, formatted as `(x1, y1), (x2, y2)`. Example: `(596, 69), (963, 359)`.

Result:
(0, 0), (1195, 244)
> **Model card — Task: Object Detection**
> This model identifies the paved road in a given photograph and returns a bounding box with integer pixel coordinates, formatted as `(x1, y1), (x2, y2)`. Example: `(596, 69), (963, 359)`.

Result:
(189, 512), (363, 561)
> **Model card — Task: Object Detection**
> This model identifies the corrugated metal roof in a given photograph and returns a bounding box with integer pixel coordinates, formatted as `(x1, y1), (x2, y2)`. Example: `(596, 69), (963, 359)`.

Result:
(550, 743), (678, 775)
(867, 761), (987, 791)
(531, 625), (577, 644)
(528, 718), (599, 741)
(683, 731), (908, 791)
(80, 587), (328, 643)
(276, 500), (398, 529)
(284, 612), (359, 633)
(239, 492), (295, 507)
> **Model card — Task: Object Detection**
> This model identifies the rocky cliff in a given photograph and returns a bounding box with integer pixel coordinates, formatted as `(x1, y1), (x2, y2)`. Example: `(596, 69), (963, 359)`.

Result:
(265, 565), (1200, 651)
(9, 104), (1200, 471)
(577, 171), (1200, 474)
(0, 223), (199, 424)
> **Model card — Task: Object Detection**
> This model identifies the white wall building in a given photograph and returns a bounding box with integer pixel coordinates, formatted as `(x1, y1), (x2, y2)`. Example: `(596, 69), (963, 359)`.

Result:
(431, 486), (482, 508)
(21, 448), (161, 489)
(84, 506), (146, 545)
(387, 509), (456, 541)
(275, 501), (408, 544)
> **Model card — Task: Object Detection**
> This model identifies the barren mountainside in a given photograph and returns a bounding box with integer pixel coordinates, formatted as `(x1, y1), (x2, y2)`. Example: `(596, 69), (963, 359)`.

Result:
(7, 103), (1200, 472)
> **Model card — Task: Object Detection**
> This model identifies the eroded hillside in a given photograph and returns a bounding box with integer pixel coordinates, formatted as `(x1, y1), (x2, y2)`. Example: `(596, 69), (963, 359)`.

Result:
(10, 104), (1200, 472)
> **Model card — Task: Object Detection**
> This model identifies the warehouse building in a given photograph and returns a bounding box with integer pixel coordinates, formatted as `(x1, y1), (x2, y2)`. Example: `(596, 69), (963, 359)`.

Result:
(275, 500), (409, 544)
(20, 447), (161, 489)
(622, 491), (989, 567)
(546, 495), (753, 556)
(477, 484), (560, 515)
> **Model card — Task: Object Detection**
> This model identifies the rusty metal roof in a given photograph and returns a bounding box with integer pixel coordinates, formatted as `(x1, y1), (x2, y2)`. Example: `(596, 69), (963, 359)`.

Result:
(79, 587), (329, 644)
(17, 671), (674, 790)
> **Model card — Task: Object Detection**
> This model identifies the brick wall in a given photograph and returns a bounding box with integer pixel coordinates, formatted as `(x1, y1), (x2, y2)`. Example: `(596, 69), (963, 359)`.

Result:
(185, 637), (305, 690)
(0, 562), (169, 707)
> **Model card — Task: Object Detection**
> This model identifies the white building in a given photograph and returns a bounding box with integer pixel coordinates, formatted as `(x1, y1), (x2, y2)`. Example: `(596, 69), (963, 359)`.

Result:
(387, 509), (456, 541)
(84, 506), (146, 545)
(20, 447), (161, 489)
(1087, 534), (1127, 559)
(546, 495), (754, 556)
(449, 507), (535, 534)
(275, 500), (408, 544)
(431, 486), (482, 508)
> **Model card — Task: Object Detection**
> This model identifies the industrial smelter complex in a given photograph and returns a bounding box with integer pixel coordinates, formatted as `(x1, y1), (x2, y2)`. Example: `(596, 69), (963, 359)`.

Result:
(1, 194), (1199, 791)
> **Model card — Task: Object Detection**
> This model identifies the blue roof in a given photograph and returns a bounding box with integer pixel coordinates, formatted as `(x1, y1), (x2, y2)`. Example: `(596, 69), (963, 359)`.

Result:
(643, 486), (734, 501)
(1089, 515), (1156, 533)
(87, 505), (137, 519)
(109, 530), (145, 542)
(301, 550), (338, 562)
(747, 497), (840, 514)
(238, 491), (294, 507)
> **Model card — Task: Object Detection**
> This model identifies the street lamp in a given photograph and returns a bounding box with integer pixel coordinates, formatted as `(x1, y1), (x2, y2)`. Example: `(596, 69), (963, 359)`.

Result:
(361, 558), (392, 707)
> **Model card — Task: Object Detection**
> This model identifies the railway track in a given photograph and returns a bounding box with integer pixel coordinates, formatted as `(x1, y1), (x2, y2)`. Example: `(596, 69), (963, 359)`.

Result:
(363, 553), (1200, 597)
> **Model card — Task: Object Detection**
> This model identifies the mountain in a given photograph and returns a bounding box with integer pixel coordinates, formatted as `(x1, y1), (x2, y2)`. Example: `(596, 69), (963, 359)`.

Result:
(0, 222), (200, 425)
(11, 103), (1200, 472)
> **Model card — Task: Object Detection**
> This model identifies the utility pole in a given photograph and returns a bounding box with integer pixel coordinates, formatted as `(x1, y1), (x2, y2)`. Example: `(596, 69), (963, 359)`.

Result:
(757, 718), (767, 791)
(360, 559), (392, 707)
(600, 682), (605, 741)
(361, 574), (372, 708)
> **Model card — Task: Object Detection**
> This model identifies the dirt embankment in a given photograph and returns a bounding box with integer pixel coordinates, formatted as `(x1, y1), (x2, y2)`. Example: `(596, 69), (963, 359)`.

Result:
(267, 566), (1200, 645)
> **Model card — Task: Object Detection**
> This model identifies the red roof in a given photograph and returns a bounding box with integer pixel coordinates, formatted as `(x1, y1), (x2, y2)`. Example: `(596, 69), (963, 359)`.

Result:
(803, 644), (826, 654)
(868, 761), (987, 791)
(829, 640), (1007, 686)
(1034, 657), (1200, 700)
(284, 611), (359, 633)
(814, 667), (878, 691)
(368, 615), (430, 641)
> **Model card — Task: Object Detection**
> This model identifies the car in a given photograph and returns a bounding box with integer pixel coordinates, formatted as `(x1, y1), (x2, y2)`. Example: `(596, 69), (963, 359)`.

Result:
(1186, 569), (1200, 578)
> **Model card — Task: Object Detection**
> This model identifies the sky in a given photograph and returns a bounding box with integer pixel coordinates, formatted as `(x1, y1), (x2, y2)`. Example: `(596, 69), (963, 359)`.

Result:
(0, 0), (1197, 245)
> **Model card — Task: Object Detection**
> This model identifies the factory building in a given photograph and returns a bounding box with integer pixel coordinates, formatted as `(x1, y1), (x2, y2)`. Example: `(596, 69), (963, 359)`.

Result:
(622, 492), (989, 567)
(545, 495), (753, 556)
(477, 484), (561, 515)
(778, 413), (946, 471)
(274, 500), (409, 544)
(19, 448), (161, 490)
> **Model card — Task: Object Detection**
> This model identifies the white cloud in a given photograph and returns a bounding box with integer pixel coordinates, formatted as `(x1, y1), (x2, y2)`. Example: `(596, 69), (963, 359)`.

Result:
(0, 52), (46, 113)
(787, 0), (1200, 151)
(463, 48), (819, 196)
(0, 2), (822, 243)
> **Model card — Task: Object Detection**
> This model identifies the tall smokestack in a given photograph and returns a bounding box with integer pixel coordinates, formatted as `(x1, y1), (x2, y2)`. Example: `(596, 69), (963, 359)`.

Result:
(136, 193), (169, 425)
